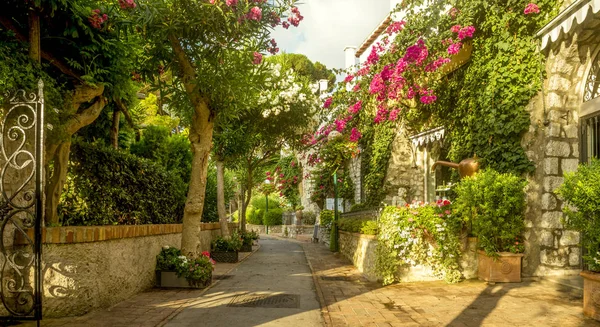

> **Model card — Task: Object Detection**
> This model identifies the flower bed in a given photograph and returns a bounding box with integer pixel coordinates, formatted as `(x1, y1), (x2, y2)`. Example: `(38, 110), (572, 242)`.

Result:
(376, 200), (464, 284)
(155, 246), (215, 288)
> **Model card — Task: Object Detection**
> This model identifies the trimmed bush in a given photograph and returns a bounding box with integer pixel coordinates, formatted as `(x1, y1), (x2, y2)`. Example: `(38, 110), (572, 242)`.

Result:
(59, 141), (185, 226)
(263, 208), (283, 226)
(320, 210), (334, 227)
(302, 211), (317, 225)
(246, 206), (264, 225)
(338, 217), (378, 235)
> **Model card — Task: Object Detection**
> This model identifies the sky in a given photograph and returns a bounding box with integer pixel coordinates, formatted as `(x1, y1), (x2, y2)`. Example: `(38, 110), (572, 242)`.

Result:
(270, 0), (392, 72)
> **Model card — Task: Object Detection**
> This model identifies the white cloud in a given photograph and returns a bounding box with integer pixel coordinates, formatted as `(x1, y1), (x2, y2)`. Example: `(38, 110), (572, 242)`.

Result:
(271, 0), (391, 71)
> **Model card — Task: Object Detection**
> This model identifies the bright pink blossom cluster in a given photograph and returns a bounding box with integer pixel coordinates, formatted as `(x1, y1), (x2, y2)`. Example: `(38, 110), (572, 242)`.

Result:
(323, 97), (333, 108)
(385, 21), (406, 35)
(252, 52), (263, 65)
(344, 75), (354, 83)
(201, 251), (216, 266)
(269, 11), (281, 27)
(349, 128), (361, 142)
(225, 0), (238, 6)
(247, 6), (262, 21)
(118, 0), (136, 9)
(284, 6), (303, 28)
(447, 42), (462, 55)
(425, 57), (451, 72)
(524, 3), (540, 14)
(334, 116), (352, 132)
(348, 101), (362, 114)
(268, 39), (279, 54)
(89, 9), (108, 29)
(374, 106), (389, 124)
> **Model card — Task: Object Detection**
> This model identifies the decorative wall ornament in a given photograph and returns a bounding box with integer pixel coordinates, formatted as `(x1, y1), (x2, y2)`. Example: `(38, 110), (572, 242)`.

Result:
(409, 127), (445, 148)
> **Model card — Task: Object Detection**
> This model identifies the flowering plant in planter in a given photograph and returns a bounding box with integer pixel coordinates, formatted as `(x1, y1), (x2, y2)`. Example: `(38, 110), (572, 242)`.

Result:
(175, 252), (215, 287)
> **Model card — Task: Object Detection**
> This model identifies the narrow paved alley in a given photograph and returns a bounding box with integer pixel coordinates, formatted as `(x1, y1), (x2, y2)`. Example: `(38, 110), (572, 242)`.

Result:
(23, 236), (600, 327)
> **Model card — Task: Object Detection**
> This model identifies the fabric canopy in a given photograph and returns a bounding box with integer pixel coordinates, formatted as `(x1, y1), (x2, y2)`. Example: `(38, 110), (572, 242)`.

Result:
(537, 0), (600, 50)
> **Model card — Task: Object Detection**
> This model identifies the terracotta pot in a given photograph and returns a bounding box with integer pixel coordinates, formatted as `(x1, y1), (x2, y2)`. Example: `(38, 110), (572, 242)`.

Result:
(581, 270), (600, 321)
(477, 250), (523, 282)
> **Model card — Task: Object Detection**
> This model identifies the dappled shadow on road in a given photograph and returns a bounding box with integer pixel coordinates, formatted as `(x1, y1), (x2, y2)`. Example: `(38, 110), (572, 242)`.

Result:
(302, 241), (594, 326)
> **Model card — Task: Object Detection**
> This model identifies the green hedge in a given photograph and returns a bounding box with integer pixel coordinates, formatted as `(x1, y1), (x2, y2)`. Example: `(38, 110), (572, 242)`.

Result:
(246, 206), (264, 225)
(320, 210), (333, 227)
(59, 142), (186, 225)
(338, 217), (378, 235)
(263, 208), (283, 226)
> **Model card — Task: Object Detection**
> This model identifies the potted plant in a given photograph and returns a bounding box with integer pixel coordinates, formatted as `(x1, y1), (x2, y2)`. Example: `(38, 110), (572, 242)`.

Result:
(454, 169), (527, 282)
(556, 159), (600, 321)
(211, 230), (243, 263)
(239, 231), (255, 252)
(156, 246), (215, 288)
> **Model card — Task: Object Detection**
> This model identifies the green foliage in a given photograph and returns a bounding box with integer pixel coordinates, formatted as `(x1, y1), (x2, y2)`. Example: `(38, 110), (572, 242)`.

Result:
(302, 211), (317, 225)
(250, 195), (282, 210)
(266, 53), (336, 91)
(212, 231), (243, 252)
(268, 156), (302, 209)
(176, 255), (214, 287)
(59, 141), (185, 225)
(319, 210), (334, 227)
(454, 169), (527, 255)
(338, 217), (378, 235)
(246, 206), (263, 225)
(350, 203), (379, 212)
(240, 230), (260, 246)
(361, 120), (398, 206)
(156, 246), (182, 271)
(263, 208), (284, 226)
(376, 203), (463, 285)
(556, 160), (600, 271)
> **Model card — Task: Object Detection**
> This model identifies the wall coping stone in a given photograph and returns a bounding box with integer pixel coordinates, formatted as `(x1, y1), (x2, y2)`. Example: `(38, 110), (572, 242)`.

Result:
(15, 222), (237, 245)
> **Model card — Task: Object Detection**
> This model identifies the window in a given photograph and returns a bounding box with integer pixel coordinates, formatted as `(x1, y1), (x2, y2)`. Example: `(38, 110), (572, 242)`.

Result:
(581, 51), (600, 163)
(584, 51), (600, 102)
(581, 113), (600, 164)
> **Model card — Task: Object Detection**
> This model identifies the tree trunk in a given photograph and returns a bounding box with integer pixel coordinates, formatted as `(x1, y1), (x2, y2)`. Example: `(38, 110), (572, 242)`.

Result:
(28, 11), (40, 63)
(180, 98), (214, 257)
(111, 109), (120, 149)
(216, 160), (230, 238)
(45, 141), (71, 226)
(44, 86), (106, 224)
(240, 167), (253, 233)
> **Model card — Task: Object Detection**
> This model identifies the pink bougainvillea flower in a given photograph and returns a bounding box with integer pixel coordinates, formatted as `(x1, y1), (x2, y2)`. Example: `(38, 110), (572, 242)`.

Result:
(334, 118), (347, 132)
(380, 64), (393, 81)
(252, 52), (263, 64)
(226, 0), (238, 6)
(385, 20), (406, 35)
(348, 101), (362, 114)
(323, 97), (333, 108)
(247, 6), (262, 21)
(457, 26), (475, 40)
(403, 39), (428, 65)
(406, 87), (416, 99)
(356, 66), (370, 76)
(524, 3), (540, 14)
(352, 83), (361, 92)
(344, 75), (354, 83)
(388, 109), (400, 121)
(374, 106), (389, 124)
(425, 57), (451, 72)
(366, 48), (380, 66)
(420, 95), (437, 104)
(447, 42), (462, 55)
(369, 73), (385, 95)
(349, 128), (361, 142)
(450, 25), (461, 33)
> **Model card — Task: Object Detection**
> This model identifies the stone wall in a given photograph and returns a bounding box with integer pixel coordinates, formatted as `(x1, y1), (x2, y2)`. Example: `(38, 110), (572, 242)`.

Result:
(521, 15), (600, 276)
(17, 223), (235, 317)
(385, 127), (425, 205)
(246, 224), (317, 239)
(338, 232), (478, 282)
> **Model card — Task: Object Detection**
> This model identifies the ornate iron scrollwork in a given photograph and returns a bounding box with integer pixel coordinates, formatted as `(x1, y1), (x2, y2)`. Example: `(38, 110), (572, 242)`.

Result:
(584, 52), (600, 102)
(0, 80), (44, 321)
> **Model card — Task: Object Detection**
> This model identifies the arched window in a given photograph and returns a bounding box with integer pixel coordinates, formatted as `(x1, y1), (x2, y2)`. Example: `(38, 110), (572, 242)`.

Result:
(581, 51), (600, 163)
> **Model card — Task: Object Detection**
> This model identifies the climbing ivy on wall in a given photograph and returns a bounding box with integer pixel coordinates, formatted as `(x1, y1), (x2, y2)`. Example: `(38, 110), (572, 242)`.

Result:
(308, 0), (558, 206)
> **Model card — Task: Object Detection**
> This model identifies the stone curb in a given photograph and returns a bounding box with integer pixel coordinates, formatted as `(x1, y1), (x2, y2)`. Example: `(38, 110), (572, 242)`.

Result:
(302, 243), (333, 327)
(156, 244), (262, 327)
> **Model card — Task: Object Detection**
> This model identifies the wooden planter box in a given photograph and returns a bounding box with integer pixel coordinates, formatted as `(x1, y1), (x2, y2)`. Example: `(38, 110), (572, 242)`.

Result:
(477, 250), (523, 282)
(240, 243), (252, 252)
(581, 270), (600, 321)
(211, 251), (238, 263)
(156, 271), (211, 289)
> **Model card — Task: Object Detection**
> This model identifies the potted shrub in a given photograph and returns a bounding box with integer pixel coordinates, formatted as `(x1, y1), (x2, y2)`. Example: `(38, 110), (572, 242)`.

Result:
(156, 246), (215, 288)
(556, 159), (600, 321)
(239, 230), (258, 252)
(454, 169), (527, 282)
(211, 230), (243, 263)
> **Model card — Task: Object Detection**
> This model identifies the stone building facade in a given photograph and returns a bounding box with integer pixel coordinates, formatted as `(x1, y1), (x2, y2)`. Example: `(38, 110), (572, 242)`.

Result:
(340, 0), (600, 278)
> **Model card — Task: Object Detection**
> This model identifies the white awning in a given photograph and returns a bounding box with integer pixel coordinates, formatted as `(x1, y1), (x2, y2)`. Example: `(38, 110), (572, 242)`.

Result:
(537, 0), (600, 50)
(409, 127), (445, 147)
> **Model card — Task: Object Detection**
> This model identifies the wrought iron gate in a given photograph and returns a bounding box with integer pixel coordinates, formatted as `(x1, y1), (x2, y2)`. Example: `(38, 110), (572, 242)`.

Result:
(0, 80), (44, 322)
